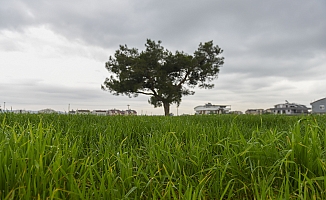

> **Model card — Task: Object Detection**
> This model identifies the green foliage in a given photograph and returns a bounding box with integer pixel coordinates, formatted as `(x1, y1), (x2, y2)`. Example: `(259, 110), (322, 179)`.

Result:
(102, 39), (224, 115)
(1, 113), (326, 199)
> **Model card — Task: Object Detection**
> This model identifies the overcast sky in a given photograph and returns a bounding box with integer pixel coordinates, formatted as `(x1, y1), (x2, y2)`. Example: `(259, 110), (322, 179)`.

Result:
(1, 0), (325, 115)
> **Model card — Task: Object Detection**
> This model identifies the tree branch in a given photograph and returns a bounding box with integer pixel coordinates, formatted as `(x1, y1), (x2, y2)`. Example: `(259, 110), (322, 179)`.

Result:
(135, 91), (155, 96)
(177, 70), (191, 87)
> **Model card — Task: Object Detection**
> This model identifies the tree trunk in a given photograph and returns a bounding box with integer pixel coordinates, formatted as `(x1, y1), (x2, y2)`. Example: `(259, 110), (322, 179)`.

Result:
(163, 102), (170, 116)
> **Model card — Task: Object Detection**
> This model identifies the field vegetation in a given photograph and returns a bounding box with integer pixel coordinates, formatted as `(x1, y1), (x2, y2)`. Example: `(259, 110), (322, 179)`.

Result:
(1, 113), (326, 199)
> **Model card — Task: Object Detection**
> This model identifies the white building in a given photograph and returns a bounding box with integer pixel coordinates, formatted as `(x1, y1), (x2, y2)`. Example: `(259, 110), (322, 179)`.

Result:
(76, 109), (91, 114)
(13, 110), (30, 114)
(270, 101), (310, 115)
(194, 103), (231, 115)
(92, 110), (108, 116)
(107, 109), (137, 115)
(107, 109), (121, 115)
(125, 109), (137, 115)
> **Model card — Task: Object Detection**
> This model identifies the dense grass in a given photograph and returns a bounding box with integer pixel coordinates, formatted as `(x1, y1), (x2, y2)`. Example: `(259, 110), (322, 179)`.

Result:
(1, 113), (326, 199)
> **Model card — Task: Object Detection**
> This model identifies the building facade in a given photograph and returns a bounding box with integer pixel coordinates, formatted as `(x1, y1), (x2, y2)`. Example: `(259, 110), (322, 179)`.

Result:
(194, 103), (231, 114)
(270, 101), (310, 115)
(125, 109), (137, 115)
(310, 98), (326, 114)
(76, 109), (91, 114)
(107, 109), (121, 115)
(92, 110), (108, 116)
(245, 109), (264, 115)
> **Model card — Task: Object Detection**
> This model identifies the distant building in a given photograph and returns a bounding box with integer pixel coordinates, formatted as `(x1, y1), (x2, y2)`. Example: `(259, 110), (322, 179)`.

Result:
(38, 108), (57, 114)
(245, 109), (264, 115)
(65, 108), (138, 116)
(310, 98), (326, 114)
(13, 110), (29, 114)
(108, 109), (121, 115)
(265, 109), (273, 114)
(68, 110), (76, 114)
(230, 111), (243, 115)
(107, 109), (137, 116)
(92, 110), (108, 116)
(125, 109), (137, 115)
(76, 109), (91, 114)
(270, 101), (310, 115)
(194, 103), (231, 114)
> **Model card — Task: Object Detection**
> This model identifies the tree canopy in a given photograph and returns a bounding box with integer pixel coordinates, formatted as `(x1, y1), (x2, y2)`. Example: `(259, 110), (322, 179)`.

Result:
(102, 39), (224, 116)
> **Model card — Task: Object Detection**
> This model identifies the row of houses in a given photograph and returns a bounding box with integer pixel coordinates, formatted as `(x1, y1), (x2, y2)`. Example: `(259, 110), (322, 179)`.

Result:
(1, 108), (138, 115)
(248, 98), (326, 115)
(194, 97), (326, 115)
(69, 109), (137, 116)
(3, 98), (325, 116)
(245, 101), (311, 115)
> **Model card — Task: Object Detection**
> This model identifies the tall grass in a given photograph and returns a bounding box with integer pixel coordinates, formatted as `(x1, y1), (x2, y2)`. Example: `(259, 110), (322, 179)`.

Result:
(0, 113), (326, 199)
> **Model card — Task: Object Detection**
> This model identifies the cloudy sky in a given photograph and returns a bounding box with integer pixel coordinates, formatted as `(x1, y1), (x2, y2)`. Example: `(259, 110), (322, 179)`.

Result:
(1, 0), (325, 115)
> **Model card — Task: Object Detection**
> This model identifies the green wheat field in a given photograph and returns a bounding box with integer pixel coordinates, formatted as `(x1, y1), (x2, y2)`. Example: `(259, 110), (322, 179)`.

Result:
(1, 113), (326, 199)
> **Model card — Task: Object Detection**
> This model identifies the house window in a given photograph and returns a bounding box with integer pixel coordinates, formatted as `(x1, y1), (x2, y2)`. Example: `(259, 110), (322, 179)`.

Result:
(320, 105), (325, 110)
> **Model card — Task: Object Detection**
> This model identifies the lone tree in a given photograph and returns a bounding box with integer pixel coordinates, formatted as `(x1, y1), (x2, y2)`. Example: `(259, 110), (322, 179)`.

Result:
(102, 39), (224, 116)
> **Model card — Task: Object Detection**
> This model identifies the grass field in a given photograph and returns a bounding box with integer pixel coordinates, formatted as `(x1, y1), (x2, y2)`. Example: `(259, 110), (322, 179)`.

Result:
(1, 113), (326, 199)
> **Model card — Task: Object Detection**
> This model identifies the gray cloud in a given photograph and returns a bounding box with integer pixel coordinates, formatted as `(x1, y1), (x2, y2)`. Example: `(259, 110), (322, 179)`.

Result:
(1, 0), (325, 60)
(2, 0), (324, 47)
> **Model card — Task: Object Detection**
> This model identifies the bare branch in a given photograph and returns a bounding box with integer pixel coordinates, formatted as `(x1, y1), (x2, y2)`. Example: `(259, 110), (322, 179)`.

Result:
(177, 69), (191, 87)
(135, 91), (155, 96)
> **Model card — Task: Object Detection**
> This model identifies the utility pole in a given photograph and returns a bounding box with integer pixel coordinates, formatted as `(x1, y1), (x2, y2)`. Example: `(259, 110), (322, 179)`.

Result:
(127, 104), (130, 110)
(68, 104), (70, 113)
(3, 102), (5, 111)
